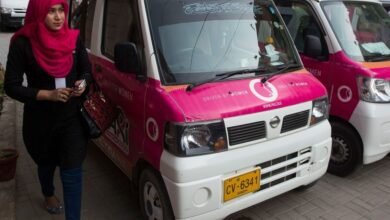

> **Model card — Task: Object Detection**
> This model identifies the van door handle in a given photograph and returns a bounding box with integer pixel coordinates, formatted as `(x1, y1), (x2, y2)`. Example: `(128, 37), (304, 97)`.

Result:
(95, 64), (102, 73)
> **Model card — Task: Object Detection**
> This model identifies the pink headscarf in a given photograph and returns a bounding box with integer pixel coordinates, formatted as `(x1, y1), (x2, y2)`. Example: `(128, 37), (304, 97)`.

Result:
(12, 0), (79, 78)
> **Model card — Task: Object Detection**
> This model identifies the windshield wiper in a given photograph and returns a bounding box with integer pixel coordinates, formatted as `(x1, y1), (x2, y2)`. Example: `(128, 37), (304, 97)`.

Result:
(186, 63), (302, 92)
(186, 68), (267, 92)
(260, 63), (302, 83)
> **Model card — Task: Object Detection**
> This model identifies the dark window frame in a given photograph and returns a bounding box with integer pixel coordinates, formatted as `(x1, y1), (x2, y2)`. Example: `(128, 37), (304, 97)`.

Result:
(101, 0), (144, 60)
(275, 0), (329, 59)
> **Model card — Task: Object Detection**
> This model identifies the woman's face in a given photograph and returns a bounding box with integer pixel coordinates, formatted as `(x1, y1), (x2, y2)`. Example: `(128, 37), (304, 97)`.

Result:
(45, 4), (65, 31)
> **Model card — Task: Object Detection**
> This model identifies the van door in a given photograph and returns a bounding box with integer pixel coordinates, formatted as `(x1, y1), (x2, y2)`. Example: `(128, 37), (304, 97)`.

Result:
(277, 0), (362, 119)
(75, 0), (146, 177)
(276, 1), (333, 94)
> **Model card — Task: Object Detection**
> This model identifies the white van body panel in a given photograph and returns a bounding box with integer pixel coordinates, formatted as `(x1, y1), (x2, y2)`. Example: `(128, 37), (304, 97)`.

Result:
(90, 0), (105, 58)
(349, 101), (390, 164)
(138, 0), (160, 81)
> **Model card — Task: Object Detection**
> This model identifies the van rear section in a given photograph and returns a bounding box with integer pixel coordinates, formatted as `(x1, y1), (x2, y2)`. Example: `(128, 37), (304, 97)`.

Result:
(71, 0), (332, 219)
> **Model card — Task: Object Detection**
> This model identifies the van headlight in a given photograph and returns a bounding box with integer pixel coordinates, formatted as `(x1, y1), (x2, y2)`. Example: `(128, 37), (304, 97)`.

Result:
(0, 7), (12, 14)
(165, 120), (227, 156)
(358, 77), (390, 102)
(310, 97), (329, 125)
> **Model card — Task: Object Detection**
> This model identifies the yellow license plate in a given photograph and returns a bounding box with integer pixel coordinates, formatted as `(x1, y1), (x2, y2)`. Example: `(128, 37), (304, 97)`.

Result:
(223, 168), (261, 202)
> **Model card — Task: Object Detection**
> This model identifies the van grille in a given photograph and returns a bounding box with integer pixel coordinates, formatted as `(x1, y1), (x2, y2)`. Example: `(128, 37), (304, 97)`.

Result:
(14, 8), (26, 14)
(227, 121), (266, 146)
(281, 110), (310, 133)
(258, 147), (312, 191)
(227, 110), (310, 146)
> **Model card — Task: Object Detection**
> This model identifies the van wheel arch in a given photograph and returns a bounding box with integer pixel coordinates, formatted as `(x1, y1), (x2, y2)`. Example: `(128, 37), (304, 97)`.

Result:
(132, 159), (150, 190)
(328, 116), (363, 177)
(134, 162), (175, 220)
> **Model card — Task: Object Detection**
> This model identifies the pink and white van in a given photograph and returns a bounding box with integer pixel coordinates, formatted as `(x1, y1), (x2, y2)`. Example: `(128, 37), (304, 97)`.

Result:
(72, 0), (331, 219)
(276, 0), (390, 176)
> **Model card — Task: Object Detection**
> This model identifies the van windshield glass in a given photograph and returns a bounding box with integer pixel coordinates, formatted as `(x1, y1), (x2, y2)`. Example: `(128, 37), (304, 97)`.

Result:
(322, 1), (390, 62)
(146, 0), (300, 84)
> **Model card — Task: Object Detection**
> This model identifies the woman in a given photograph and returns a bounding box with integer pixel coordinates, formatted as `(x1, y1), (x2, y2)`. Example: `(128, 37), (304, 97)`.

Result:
(4, 0), (91, 219)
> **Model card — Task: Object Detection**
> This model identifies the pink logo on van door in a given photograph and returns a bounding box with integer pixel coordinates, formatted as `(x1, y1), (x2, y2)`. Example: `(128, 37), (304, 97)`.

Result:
(249, 79), (278, 102)
(337, 85), (353, 103)
(146, 118), (159, 141)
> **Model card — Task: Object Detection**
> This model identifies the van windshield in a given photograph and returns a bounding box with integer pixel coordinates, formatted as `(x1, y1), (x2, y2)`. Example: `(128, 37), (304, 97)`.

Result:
(322, 1), (390, 62)
(146, 0), (301, 84)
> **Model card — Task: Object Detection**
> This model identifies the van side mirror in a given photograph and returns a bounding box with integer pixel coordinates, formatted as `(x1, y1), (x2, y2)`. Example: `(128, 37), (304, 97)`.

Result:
(114, 42), (145, 80)
(304, 35), (323, 60)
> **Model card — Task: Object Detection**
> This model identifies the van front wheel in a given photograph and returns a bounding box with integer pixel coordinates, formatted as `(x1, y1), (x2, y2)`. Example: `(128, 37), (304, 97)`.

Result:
(328, 121), (362, 177)
(139, 168), (174, 220)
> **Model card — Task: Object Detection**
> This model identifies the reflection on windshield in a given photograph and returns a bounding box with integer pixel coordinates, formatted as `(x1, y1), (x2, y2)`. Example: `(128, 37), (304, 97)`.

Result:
(146, 0), (299, 84)
(322, 2), (390, 62)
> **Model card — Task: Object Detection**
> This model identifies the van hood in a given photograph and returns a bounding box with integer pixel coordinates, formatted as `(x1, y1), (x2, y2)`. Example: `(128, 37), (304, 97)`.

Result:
(361, 61), (390, 78)
(0, 0), (28, 9)
(162, 71), (326, 121)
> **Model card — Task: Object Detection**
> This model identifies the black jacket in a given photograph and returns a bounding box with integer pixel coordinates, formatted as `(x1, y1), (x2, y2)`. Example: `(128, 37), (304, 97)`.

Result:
(4, 36), (92, 166)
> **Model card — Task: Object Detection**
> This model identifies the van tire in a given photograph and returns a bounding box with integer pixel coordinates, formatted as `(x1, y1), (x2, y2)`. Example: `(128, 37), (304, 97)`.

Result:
(139, 168), (174, 220)
(327, 121), (362, 177)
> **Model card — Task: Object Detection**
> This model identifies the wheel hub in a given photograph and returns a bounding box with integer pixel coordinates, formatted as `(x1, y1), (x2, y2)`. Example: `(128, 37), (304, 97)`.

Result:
(331, 136), (350, 164)
(143, 182), (163, 220)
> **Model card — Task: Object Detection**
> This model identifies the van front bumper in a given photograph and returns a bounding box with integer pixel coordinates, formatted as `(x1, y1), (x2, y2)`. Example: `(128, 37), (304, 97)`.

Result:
(160, 121), (331, 220)
(350, 101), (390, 164)
(0, 13), (24, 28)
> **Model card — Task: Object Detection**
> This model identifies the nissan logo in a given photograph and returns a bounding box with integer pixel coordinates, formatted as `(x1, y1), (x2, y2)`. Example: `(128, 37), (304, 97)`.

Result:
(269, 116), (281, 128)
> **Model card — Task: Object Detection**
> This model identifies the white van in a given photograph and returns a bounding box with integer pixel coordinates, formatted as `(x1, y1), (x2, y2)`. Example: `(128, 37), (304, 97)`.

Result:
(0, 0), (28, 30)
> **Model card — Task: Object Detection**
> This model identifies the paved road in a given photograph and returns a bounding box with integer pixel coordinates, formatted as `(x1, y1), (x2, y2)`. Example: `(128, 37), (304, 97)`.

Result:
(2, 31), (390, 219)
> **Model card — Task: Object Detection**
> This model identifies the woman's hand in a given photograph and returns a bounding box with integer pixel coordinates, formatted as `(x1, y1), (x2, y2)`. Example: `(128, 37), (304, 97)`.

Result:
(37, 88), (74, 102)
(71, 79), (86, 97)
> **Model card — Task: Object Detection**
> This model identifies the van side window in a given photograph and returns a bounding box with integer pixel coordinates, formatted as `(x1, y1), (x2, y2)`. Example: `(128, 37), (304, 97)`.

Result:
(71, 0), (96, 49)
(275, 1), (328, 59)
(102, 0), (141, 59)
